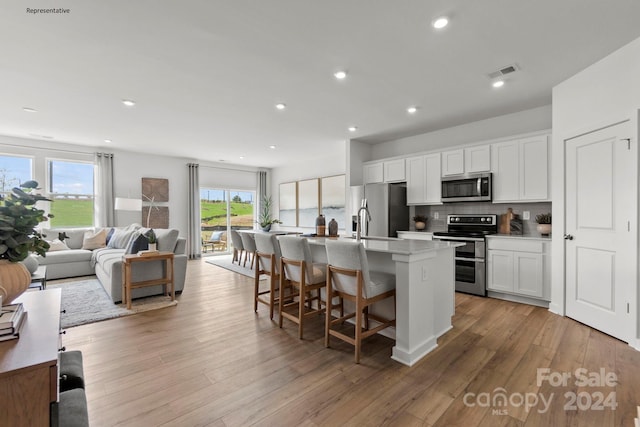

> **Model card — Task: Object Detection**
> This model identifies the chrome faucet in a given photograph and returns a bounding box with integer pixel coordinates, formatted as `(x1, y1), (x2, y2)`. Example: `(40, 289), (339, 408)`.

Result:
(356, 199), (371, 241)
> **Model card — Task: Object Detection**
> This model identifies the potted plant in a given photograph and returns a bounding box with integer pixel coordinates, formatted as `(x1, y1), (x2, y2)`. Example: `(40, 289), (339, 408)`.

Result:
(535, 213), (552, 236)
(413, 214), (428, 231)
(0, 181), (51, 304)
(258, 196), (282, 232)
(145, 228), (158, 251)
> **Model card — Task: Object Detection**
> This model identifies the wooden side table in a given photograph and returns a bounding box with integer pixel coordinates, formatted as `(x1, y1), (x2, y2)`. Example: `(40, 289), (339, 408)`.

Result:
(122, 252), (174, 309)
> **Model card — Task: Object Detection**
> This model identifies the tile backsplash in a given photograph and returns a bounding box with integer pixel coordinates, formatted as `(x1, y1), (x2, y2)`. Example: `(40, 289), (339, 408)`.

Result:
(412, 202), (552, 235)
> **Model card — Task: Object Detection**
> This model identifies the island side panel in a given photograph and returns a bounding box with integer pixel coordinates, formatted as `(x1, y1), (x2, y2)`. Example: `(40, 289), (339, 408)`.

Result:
(431, 247), (456, 337)
(391, 251), (439, 366)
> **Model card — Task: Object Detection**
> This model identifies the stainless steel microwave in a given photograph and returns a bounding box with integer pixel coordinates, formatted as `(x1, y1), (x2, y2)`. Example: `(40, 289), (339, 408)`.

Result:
(441, 173), (492, 202)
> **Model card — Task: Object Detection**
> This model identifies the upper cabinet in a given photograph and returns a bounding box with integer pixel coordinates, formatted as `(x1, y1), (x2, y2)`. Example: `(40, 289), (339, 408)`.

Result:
(492, 134), (549, 202)
(383, 159), (406, 182)
(406, 153), (441, 205)
(363, 159), (406, 184)
(465, 145), (491, 173)
(441, 149), (464, 176)
(363, 162), (384, 184)
(442, 145), (491, 176)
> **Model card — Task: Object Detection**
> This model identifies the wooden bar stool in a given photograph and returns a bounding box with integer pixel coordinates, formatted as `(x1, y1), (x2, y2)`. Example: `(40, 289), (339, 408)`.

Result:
(229, 230), (244, 264)
(278, 236), (326, 339)
(239, 232), (257, 269)
(325, 239), (396, 363)
(254, 233), (287, 319)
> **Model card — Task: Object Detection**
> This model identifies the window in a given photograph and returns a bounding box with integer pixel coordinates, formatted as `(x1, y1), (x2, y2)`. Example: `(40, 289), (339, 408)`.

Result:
(47, 160), (95, 227)
(0, 155), (32, 196)
(200, 188), (255, 255)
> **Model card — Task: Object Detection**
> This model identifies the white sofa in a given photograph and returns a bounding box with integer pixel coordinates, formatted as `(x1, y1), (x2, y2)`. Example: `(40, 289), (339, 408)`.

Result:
(36, 226), (187, 303)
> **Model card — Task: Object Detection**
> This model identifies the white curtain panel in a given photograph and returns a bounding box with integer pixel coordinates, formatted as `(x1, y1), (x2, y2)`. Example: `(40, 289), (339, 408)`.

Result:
(258, 170), (267, 217)
(187, 163), (201, 259)
(94, 152), (115, 227)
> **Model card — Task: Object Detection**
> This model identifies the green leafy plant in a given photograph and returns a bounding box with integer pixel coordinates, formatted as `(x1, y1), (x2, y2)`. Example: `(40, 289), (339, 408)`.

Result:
(145, 228), (157, 244)
(413, 215), (428, 223)
(258, 196), (282, 229)
(535, 213), (552, 224)
(0, 181), (51, 262)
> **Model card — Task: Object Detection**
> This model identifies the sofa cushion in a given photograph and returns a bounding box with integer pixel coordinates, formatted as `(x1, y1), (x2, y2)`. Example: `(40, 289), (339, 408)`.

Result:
(38, 249), (93, 265)
(125, 231), (149, 254)
(42, 228), (89, 250)
(81, 229), (106, 250)
(107, 228), (137, 249)
(48, 239), (70, 251)
(155, 228), (179, 252)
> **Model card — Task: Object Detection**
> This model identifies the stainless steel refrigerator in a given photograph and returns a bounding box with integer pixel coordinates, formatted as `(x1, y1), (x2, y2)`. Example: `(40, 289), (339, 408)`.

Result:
(361, 183), (409, 238)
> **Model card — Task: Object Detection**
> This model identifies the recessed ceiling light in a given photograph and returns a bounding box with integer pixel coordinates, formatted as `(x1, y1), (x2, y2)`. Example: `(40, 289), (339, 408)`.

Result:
(334, 70), (347, 80)
(432, 16), (449, 29)
(122, 99), (136, 107)
(348, 126), (358, 132)
(492, 80), (505, 88)
(407, 106), (418, 114)
(22, 107), (37, 113)
(104, 139), (112, 143)
(239, 156), (245, 160)
(269, 145), (277, 150)
(275, 103), (286, 110)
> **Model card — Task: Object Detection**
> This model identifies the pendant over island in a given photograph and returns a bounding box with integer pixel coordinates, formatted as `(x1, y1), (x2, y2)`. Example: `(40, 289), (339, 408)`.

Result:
(306, 236), (464, 366)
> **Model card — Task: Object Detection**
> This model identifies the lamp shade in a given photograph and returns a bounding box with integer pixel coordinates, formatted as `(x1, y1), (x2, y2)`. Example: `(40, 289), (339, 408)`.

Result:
(114, 197), (142, 211)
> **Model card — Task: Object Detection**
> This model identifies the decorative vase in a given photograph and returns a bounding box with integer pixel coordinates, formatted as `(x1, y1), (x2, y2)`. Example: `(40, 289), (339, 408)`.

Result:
(262, 224), (272, 232)
(316, 214), (326, 236)
(328, 218), (338, 236)
(148, 243), (157, 251)
(537, 223), (551, 236)
(415, 221), (426, 231)
(22, 255), (39, 274)
(0, 260), (31, 305)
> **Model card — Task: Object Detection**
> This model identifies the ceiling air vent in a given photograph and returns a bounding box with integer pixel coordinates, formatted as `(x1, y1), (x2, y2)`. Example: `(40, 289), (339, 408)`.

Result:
(488, 64), (520, 79)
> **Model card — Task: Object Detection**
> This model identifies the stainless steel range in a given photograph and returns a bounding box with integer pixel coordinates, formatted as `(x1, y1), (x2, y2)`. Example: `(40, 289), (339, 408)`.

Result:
(432, 214), (498, 296)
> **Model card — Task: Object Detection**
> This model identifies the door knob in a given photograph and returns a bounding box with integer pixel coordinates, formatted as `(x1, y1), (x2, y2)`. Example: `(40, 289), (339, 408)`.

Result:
(563, 234), (574, 240)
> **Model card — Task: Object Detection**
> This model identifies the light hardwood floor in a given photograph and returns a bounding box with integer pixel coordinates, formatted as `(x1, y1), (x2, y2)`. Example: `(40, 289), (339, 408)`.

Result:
(64, 259), (640, 426)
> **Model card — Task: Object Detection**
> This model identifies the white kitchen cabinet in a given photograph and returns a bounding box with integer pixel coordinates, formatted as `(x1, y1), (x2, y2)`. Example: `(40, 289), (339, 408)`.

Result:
(363, 159), (406, 184)
(406, 153), (441, 205)
(383, 159), (406, 182)
(486, 237), (550, 304)
(464, 144), (491, 173)
(441, 149), (464, 176)
(442, 145), (490, 176)
(491, 134), (549, 202)
(363, 162), (384, 184)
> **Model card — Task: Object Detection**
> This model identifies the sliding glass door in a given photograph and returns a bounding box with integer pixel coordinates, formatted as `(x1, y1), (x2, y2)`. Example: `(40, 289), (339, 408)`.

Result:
(200, 188), (255, 256)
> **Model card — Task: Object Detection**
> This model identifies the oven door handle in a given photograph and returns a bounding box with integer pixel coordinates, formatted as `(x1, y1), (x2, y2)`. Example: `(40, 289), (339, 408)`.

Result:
(454, 257), (485, 263)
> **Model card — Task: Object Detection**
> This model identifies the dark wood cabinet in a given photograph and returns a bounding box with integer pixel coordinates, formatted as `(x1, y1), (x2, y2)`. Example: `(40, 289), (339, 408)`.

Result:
(0, 289), (61, 426)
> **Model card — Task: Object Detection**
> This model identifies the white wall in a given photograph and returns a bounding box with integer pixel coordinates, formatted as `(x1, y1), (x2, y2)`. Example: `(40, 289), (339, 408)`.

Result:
(551, 37), (640, 334)
(371, 105), (552, 159)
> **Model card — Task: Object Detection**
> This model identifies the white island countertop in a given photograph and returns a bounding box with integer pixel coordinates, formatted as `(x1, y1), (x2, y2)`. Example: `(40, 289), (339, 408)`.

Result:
(305, 236), (463, 254)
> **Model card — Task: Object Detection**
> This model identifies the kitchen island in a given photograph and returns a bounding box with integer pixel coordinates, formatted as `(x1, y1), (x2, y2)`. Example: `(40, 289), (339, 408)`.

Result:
(306, 236), (463, 366)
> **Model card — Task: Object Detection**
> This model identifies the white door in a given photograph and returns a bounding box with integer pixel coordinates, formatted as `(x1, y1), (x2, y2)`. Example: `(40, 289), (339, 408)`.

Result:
(565, 120), (636, 342)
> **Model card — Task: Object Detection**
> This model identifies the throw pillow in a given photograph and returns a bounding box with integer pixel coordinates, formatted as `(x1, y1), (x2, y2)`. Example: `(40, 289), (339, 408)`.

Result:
(48, 239), (70, 252)
(107, 229), (137, 249)
(81, 229), (107, 250)
(105, 227), (115, 245)
(125, 231), (149, 254)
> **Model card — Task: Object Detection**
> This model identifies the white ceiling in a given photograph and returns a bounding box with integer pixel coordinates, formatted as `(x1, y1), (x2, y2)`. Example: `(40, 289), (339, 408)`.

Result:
(2, 1), (640, 168)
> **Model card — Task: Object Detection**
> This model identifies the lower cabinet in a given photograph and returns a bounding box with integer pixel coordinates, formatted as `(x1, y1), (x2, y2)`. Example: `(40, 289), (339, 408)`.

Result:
(486, 237), (550, 304)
